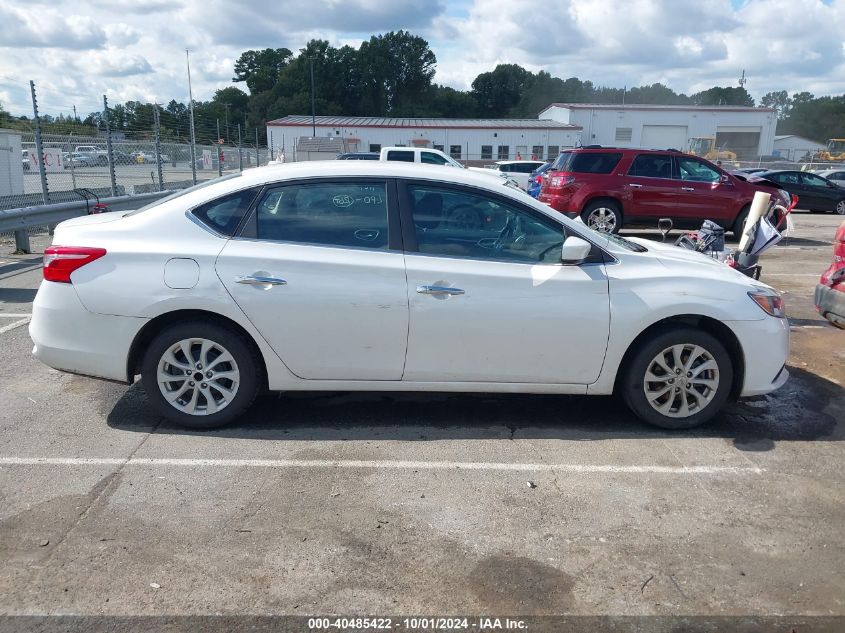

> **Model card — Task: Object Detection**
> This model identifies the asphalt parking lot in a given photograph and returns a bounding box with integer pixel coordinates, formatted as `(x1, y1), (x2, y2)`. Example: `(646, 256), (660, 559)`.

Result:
(0, 213), (843, 630)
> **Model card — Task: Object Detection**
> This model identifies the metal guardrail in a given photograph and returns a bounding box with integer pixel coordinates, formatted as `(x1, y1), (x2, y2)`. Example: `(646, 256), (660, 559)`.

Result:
(0, 190), (174, 253)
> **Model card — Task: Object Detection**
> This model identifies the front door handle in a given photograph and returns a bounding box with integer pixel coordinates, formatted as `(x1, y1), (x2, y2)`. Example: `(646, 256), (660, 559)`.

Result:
(417, 285), (465, 296)
(681, 187), (695, 191)
(235, 275), (287, 286)
(628, 183), (643, 188)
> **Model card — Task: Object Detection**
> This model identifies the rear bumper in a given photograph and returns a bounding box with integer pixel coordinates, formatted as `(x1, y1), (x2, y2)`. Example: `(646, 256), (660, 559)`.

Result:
(728, 317), (790, 397)
(815, 283), (845, 327)
(538, 191), (577, 216)
(30, 281), (147, 383)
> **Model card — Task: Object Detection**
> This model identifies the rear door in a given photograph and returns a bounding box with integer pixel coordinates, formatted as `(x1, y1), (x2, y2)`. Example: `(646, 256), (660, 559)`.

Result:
(215, 178), (409, 380)
(624, 153), (680, 219)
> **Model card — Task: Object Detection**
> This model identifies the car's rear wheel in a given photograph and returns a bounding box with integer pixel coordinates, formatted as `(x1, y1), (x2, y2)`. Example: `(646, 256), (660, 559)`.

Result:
(621, 328), (733, 429)
(141, 321), (260, 429)
(835, 199), (845, 215)
(582, 200), (622, 234)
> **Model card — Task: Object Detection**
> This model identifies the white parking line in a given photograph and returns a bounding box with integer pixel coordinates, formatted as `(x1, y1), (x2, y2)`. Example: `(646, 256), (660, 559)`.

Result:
(0, 313), (32, 318)
(0, 456), (764, 475)
(0, 317), (31, 334)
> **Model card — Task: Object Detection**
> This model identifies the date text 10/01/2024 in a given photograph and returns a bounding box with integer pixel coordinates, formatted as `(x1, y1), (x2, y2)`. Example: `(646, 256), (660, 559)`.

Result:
(307, 617), (529, 630)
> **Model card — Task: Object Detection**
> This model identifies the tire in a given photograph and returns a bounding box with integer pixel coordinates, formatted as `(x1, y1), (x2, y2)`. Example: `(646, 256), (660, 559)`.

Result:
(141, 321), (261, 429)
(621, 327), (733, 430)
(732, 205), (750, 237)
(581, 200), (622, 234)
(835, 199), (845, 215)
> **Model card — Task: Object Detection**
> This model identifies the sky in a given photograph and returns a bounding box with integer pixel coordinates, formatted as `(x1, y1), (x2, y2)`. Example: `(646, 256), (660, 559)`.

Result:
(0, 0), (843, 118)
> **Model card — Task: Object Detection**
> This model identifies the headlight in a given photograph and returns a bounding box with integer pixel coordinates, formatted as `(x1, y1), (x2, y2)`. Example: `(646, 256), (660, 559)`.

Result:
(748, 289), (786, 318)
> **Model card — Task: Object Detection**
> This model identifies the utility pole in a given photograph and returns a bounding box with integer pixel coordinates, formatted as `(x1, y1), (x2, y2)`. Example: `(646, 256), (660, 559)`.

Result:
(72, 105), (77, 122)
(216, 119), (223, 177)
(310, 57), (316, 137)
(103, 94), (117, 197)
(153, 103), (164, 191)
(739, 69), (747, 89)
(186, 48), (197, 185)
(223, 102), (231, 142)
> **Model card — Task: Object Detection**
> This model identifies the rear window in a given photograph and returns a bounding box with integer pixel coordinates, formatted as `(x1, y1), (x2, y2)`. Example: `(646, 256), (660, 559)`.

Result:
(191, 187), (262, 236)
(552, 151), (622, 174)
(386, 150), (414, 162)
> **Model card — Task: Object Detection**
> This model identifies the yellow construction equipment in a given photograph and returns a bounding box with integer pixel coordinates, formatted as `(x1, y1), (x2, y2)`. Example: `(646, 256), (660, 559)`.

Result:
(816, 139), (845, 162)
(688, 136), (737, 162)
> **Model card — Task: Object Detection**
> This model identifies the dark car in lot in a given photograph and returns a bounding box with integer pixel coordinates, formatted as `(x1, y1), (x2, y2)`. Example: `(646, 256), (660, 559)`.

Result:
(755, 170), (845, 215)
(527, 162), (552, 198)
(815, 220), (845, 328)
(538, 147), (782, 234)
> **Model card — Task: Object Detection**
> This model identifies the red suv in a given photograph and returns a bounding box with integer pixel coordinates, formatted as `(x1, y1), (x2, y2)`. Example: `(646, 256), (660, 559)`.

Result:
(538, 147), (782, 234)
(815, 220), (845, 329)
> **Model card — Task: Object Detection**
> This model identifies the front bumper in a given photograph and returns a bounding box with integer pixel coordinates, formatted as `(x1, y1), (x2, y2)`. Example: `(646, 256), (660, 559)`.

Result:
(30, 281), (147, 383)
(815, 283), (845, 328)
(728, 316), (790, 397)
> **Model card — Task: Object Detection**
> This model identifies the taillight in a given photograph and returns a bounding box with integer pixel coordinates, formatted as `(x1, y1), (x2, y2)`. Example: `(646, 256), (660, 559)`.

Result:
(43, 246), (107, 283)
(549, 175), (574, 188)
(534, 175), (543, 184)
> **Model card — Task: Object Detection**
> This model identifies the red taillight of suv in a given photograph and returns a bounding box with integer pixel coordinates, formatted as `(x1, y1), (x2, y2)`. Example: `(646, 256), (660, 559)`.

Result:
(820, 223), (845, 287)
(548, 175), (574, 190)
(43, 246), (107, 283)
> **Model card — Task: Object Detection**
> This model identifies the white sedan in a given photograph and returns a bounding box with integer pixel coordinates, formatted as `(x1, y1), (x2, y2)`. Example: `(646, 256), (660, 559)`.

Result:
(30, 161), (789, 430)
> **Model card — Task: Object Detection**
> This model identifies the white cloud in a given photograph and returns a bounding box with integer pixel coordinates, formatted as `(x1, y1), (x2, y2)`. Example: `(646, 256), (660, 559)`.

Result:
(0, 0), (843, 117)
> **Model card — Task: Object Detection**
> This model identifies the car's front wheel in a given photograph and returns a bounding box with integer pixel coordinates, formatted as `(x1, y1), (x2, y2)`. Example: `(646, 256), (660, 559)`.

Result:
(621, 327), (733, 429)
(141, 321), (261, 429)
(581, 200), (622, 234)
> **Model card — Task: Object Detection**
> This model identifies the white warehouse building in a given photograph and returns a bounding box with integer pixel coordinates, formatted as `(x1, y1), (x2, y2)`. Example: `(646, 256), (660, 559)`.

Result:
(266, 115), (582, 163)
(539, 103), (777, 159)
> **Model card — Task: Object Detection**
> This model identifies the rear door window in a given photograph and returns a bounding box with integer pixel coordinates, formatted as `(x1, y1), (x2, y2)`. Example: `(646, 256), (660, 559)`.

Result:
(386, 150), (415, 162)
(552, 152), (622, 174)
(628, 154), (673, 179)
(253, 181), (389, 250)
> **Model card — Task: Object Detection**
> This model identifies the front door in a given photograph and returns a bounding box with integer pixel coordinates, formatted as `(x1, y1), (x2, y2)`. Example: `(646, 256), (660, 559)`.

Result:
(800, 172), (840, 210)
(673, 156), (737, 223)
(216, 179), (409, 380)
(399, 182), (610, 384)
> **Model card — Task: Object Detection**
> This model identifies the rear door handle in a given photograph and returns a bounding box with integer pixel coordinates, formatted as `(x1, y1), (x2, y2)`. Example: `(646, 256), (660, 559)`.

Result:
(628, 183), (643, 188)
(236, 275), (287, 286)
(681, 187), (695, 191)
(417, 285), (465, 296)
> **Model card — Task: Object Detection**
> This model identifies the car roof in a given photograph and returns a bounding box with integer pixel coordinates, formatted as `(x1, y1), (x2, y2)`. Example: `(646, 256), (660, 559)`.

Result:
(496, 160), (544, 165)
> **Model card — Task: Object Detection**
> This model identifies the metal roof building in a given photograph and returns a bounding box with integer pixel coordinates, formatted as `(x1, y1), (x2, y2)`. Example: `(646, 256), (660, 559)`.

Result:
(539, 103), (777, 159)
(267, 115), (582, 163)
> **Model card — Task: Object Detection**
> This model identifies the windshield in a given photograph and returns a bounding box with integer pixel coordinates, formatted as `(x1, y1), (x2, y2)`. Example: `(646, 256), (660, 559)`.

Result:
(828, 140), (845, 153)
(577, 223), (648, 252)
(125, 173), (244, 216)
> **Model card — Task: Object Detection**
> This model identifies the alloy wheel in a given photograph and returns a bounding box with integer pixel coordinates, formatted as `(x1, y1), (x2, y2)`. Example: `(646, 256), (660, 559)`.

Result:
(156, 338), (241, 416)
(642, 344), (720, 418)
(586, 207), (618, 233)
(836, 200), (845, 215)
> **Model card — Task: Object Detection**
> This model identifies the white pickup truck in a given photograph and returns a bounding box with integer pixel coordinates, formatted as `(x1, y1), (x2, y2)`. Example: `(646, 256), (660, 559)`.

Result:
(74, 145), (109, 166)
(379, 147), (519, 187)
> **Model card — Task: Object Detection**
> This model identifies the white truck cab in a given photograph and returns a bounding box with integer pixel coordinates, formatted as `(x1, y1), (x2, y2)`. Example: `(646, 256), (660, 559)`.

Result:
(379, 147), (519, 187)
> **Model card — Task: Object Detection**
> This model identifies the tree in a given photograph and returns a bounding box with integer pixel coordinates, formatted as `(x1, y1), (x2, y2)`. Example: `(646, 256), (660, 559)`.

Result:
(472, 64), (533, 117)
(761, 90), (791, 119)
(233, 48), (293, 94)
(358, 31), (436, 115)
(690, 86), (754, 107)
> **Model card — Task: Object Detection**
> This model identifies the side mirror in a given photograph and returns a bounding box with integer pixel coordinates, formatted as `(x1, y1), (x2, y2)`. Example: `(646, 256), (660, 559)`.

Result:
(561, 236), (592, 265)
(720, 174), (732, 184)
